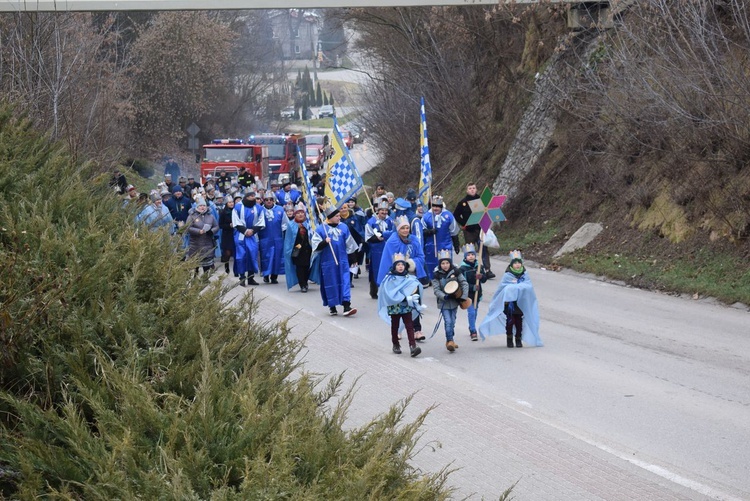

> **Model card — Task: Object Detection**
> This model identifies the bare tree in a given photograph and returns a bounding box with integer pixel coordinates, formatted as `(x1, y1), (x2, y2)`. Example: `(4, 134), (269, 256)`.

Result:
(0, 12), (132, 164)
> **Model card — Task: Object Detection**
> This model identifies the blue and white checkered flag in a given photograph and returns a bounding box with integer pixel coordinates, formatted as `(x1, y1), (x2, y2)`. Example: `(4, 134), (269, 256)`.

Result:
(324, 117), (363, 210)
(418, 97), (432, 207)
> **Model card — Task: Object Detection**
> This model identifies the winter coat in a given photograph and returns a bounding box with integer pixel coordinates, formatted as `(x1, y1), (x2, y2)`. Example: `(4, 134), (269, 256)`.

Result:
(431, 264), (468, 310)
(185, 209), (219, 265)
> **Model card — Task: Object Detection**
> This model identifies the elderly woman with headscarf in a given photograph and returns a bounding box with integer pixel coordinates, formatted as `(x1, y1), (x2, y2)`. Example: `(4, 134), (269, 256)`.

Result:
(185, 196), (219, 275)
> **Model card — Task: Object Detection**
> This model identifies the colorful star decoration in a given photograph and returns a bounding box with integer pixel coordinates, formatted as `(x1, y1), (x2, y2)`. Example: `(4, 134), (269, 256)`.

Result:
(465, 187), (506, 233)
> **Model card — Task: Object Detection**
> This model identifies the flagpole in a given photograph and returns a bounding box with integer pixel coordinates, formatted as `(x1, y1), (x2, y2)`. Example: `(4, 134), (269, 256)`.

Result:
(315, 199), (339, 266)
(474, 235), (484, 308)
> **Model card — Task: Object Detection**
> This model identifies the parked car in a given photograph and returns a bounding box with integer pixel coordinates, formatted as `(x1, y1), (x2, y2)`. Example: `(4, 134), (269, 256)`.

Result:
(318, 105), (335, 118)
(280, 106), (296, 119)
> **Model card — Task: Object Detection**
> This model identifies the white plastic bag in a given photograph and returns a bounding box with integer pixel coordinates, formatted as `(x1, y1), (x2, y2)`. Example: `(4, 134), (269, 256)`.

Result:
(483, 228), (500, 248)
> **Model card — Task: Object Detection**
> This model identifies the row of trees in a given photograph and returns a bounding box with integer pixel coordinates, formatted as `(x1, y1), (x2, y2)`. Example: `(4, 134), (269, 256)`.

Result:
(0, 10), (322, 165)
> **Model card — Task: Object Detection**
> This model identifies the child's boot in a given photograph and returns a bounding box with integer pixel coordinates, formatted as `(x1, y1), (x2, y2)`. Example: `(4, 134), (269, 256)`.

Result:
(506, 335), (514, 348)
(515, 335), (523, 348)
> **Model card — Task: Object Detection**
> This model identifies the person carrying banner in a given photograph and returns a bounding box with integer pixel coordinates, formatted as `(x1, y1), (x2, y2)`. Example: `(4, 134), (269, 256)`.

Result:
(365, 200), (395, 299)
(311, 207), (359, 316)
(422, 195), (460, 280)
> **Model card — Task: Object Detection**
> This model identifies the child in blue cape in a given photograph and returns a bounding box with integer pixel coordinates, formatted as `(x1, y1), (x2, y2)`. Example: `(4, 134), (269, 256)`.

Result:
(478, 250), (543, 347)
(377, 253), (425, 357)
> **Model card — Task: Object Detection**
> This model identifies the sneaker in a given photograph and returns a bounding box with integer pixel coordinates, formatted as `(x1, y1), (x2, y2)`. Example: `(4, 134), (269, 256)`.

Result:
(342, 307), (357, 317)
(410, 345), (422, 358)
(392, 344), (402, 354)
(263, 276), (270, 283)
(470, 332), (478, 341)
(414, 332), (426, 342)
(270, 278), (279, 284)
(329, 307), (338, 316)
(239, 277), (246, 287)
(485, 271), (496, 280)
(300, 286), (308, 293)
(446, 340), (458, 352)
(247, 276), (259, 286)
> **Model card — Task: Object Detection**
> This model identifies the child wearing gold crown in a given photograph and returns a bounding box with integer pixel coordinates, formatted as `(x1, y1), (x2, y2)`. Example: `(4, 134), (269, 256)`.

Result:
(459, 243), (488, 341)
(478, 250), (543, 347)
(431, 249), (469, 352)
(378, 253), (425, 357)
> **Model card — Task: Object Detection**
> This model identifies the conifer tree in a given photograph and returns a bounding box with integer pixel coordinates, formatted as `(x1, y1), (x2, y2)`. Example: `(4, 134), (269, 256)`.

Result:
(316, 82), (323, 107)
(330, 93), (335, 108)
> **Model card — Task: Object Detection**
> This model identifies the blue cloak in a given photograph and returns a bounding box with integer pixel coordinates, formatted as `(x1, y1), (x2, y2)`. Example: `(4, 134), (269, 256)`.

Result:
(377, 272), (423, 331)
(376, 233), (426, 285)
(478, 269), (543, 346)
(311, 223), (357, 307)
(422, 210), (459, 279)
(283, 220), (320, 290)
(258, 205), (287, 276)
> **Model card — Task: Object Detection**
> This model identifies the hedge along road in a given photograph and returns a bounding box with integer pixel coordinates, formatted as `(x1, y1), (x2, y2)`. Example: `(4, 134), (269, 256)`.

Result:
(219, 253), (750, 500)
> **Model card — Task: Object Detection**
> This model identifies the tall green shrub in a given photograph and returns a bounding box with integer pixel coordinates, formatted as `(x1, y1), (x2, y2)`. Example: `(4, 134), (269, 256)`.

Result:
(0, 106), (451, 499)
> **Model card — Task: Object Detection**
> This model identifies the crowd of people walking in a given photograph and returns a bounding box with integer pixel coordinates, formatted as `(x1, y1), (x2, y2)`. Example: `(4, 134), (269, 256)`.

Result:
(121, 169), (543, 357)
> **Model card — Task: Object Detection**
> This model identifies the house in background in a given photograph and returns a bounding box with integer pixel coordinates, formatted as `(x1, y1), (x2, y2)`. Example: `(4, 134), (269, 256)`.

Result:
(269, 9), (322, 61)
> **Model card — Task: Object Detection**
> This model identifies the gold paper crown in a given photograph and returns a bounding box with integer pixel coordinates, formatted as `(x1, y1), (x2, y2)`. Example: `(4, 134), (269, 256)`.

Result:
(437, 249), (452, 261)
(394, 215), (410, 229)
(509, 249), (523, 261)
(462, 243), (477, 255)
(392, 252), (406, 263)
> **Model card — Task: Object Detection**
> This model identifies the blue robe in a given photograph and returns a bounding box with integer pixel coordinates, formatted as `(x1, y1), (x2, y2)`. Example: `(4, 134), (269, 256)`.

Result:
(258, 204), (288, 277)
(422, 209), (459, 279)
(365, 216), (395, 284)
(275, 188), (302, 206)
(376, 233), (426, 285)
(283, 220), (320, 290)
(377, 271), (423, 331)
(311, 223), (357, 307)
(232, 203), (265, 276)
(478, 269), (543, 346)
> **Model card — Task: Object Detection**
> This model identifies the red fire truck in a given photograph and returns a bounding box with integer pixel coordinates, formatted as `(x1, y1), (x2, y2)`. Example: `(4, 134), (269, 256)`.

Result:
(246, 133), (306, 186)
(200, 139), (269, 186)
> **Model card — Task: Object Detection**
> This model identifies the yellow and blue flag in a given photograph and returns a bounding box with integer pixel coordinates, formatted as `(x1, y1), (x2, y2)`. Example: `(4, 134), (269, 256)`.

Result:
(418, 97), (432, 208)
(325, 117), (364, 210)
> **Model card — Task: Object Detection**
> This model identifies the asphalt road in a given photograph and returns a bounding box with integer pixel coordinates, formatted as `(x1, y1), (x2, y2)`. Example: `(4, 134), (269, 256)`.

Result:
(224, 254), (750, 500)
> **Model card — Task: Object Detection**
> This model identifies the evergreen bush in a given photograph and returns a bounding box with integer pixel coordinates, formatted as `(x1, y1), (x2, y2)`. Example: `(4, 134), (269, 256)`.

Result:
(0, 105), (451, 499)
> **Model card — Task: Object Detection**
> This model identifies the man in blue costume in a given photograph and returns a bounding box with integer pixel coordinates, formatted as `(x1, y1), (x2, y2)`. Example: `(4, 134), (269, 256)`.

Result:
(311, 207), (359, 316)
(344, 196), (368, 278)
(275, 182), (302, 206)
(258, 193), (288, 284)
(232, 191), (266, 287)
(283, 203), (319, 292)
(422, 195), (460, 280)
(479, 250), (543, 347)
(365, 201), (395, 299)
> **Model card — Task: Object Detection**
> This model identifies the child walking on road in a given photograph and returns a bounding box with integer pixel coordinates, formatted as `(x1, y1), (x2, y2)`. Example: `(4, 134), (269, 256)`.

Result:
(432, 249), (469, 352)
(378, 253), (425, 357)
